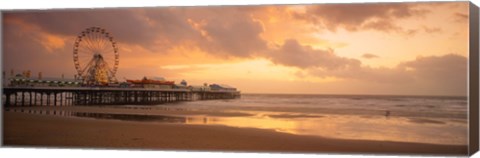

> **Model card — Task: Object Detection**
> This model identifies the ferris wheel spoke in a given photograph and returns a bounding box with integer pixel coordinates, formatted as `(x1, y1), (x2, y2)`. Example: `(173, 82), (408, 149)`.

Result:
(80, 41), (97, 54)
(88, 32), (99, 52)
(83, 33), (92, 49)
(99, 46), (114, 55)
(97, 48), (113, 57)
(75, 48), (92, 68)
(88, 31), (100, 52)
(95, 30), (103, 50)
(77, 49), (95, 60)
(83, 35), (97, 53)
(78, 50), (96, 66)
(99, 34), (109, 51)
(80, 49), (93, 57)
(92, 31), (99, 50)
(97, 35), (106, 52)
(102, 41), (114, 50)
(83, 36), (94, 51)
(97, 38), (108, 54)
(87, 29), (96, 48)
(78, 49), (93, 57)
(78, 46), (94, 54)
(103, 38), (114, 53)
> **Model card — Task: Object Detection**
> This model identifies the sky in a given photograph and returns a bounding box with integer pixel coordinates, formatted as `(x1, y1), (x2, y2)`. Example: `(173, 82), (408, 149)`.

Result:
(2, 2), (470, 96)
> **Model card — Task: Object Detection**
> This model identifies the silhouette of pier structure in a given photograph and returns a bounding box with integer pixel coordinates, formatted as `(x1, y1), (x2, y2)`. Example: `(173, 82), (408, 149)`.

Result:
(2, 87), (240, 107)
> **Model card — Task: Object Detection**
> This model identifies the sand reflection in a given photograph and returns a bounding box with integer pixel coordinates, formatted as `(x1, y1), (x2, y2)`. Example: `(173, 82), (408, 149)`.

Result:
(6, 108), (467, 145)
(186, 113), (467, 145)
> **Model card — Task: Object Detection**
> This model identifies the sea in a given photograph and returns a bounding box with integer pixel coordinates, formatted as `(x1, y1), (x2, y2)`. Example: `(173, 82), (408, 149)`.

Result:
(6, 93), (468, 145)
(155, 94), (468, 145)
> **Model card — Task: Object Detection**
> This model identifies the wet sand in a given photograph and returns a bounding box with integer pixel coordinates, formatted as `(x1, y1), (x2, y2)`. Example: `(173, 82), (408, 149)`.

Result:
(4, 106), (254, 117)
(3, 110), (467, 155)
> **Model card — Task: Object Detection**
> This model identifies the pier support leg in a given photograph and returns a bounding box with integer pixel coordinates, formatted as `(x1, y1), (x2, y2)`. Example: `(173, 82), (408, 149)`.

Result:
(34, 92), (37, 106)
(47, 93), (50, 106)
(5, 93), (11, 107)
(40, 93), (43, 106)
(54, 93), (57, 106)
(21, 91), (25, 106)
(29, 92), (32, 106)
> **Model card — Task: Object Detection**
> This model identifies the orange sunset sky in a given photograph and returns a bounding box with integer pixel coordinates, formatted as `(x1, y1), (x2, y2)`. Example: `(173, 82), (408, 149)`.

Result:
(2, 2), (470, 96)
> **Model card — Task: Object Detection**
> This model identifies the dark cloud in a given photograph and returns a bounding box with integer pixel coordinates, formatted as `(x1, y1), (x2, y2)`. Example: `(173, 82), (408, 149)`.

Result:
(139, 8), (204, 49)
(267, 39), (360, 69)
(325, 54), (466, 94)
(4, 9), (158, 47)
(362, 53), (379, 59)
(307, 65), (414, 83)
(267, 39), (466, 94)
(294, 3), (429, 33)
(306, 54), (466, 96)
(399, 54), (467, 85)
(186, 7), (268, 58)
(2, 21), (75, 78)
(4, 6), (268, 58)
(400, 54), (467, 95)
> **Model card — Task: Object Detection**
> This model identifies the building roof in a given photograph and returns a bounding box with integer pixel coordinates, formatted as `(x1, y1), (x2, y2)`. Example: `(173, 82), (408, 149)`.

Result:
(126, 77), (174, 85)
(210, 84), (236, 89)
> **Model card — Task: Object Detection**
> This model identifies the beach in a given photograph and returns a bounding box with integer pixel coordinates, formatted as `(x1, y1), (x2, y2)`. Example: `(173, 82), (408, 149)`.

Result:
(3, 106), (467, 155)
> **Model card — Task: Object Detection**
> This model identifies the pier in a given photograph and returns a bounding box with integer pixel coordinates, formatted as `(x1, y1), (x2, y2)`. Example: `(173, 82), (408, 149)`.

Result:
(3, 26), (242, 108)
(2, 87), (241, 107)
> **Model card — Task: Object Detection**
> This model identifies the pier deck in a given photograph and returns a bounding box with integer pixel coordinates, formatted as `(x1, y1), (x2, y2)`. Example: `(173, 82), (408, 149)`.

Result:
(2, 87), (241, 107)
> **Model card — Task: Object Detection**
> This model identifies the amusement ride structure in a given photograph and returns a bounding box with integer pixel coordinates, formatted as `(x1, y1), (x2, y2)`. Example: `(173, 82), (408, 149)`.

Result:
(73, 27), (119, 85)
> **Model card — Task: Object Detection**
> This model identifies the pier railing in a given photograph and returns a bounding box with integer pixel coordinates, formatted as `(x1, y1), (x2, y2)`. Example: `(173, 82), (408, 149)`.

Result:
(2, 87), (241, 107)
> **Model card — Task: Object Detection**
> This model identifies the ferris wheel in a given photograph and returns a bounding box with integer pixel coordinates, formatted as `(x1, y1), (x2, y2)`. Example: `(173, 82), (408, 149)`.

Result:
(73, 27), (119, 84)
